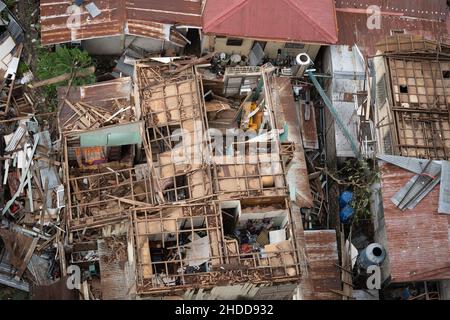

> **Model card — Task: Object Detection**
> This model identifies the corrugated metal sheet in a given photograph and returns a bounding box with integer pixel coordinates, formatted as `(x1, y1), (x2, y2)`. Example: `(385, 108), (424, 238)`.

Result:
(203, 0), (338, 44)
(390, 160), (441, 210)
(380, 163), (450, 282)
(4, 125), (26, 153)
(299, 101), (319, 150)
(40, 0), (125, 45)
(126, 0), (204, 27)
(335, 0), (449, 55)
(40, 0), (201, 45)
(377, 155), (438, 175)
(303, 230), (341, 300)
(79, 121), (143, 147)
(271, 77), (313, 208)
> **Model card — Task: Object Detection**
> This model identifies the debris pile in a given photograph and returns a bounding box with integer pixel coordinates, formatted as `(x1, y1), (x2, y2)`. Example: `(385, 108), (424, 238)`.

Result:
(1, 120), (64, 292)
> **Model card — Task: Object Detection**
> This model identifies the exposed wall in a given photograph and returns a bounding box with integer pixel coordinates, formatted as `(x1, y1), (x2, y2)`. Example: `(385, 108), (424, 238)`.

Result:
(207, 36), (254, 57)
(83, 35), (181, 56)
(264, 42), (320, 61)
(202, 35), (320, 60)
(83, 36), (125, 56)
(373, 55), (396, 156)
(125, 36), (180, 54)
(327, 45), (366, 158)
(370, 181), (391, 284)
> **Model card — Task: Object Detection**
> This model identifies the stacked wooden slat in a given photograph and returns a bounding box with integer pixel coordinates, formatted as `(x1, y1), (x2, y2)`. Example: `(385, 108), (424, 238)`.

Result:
(62, 99), (134, 133)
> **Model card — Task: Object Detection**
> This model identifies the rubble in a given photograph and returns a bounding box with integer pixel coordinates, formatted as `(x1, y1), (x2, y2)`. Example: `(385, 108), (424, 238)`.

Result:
(0, 0), (448, 302)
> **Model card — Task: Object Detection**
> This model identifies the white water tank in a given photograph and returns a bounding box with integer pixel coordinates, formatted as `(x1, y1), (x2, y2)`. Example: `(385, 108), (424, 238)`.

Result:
(358, 243), (386, 269)
(294, 53), (312, 77)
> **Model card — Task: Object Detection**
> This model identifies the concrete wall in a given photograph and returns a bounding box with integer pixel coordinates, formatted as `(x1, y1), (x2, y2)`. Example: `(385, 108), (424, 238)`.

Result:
(370, 182), (391, 285)
(327, 45), (366, 158)
(83, 35), (125, 55)
(83, 35), (181, 56)
(202, 35), (320, 60)
(125, 36), (180, 54)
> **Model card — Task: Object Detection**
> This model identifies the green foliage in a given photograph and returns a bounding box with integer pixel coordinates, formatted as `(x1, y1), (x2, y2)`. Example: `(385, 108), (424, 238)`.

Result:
(17, 61), (29, 77)
(328, 160), (380, 224)
(36, 46), (96, 111)
(3, 0), (16, 9)
(1, 0), (15, 20)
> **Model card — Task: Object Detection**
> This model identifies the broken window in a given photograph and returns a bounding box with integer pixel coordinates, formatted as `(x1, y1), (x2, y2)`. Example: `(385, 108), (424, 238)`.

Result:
(226, 38), (243, 46)
(284, 42), (305, 49)
(390, 29), (406, 35)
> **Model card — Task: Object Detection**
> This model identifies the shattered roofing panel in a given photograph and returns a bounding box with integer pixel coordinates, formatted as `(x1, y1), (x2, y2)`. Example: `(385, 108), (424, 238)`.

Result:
(335, 0), (449, 55)
(380, 163), (450, 282)
(40, 0), (203, 45)
(203, 0), (338, 44)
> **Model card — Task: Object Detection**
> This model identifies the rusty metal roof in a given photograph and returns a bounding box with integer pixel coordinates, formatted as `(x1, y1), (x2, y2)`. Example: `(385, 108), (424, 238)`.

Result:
(203, 0), (339, 44)
(40, 0), (204, 45)
(335, 0), (449, 55)
(303, 230), (341, 299)
(40, 0), (125, 45)
(127, 0), (204, 27)
(271, 77), (313, 208)
(380, 163), (450, 283)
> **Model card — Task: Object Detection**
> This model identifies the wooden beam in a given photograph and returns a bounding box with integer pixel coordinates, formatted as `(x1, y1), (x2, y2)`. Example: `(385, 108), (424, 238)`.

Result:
(29, 66), (95, 88)
(15, 237), (39, 279)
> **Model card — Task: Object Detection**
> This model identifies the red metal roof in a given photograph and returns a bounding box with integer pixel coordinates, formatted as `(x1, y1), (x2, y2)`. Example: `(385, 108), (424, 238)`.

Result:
(380, 163), (450, 283)
(203, 0), (339, 44)
(335, 0), (449, 55)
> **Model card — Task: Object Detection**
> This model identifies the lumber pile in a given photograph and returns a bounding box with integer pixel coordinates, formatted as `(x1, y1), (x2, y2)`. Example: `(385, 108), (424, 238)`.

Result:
(61, 99), (134, 133)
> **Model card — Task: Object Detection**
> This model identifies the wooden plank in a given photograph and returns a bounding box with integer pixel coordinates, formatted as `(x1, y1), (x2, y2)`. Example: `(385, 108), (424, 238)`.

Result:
(15, 237), (38, 279)
(29, 66), (95, 88)
(64, 99), (91, 128)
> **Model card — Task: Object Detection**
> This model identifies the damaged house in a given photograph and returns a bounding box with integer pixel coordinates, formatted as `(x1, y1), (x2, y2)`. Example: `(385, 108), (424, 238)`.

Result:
(40, 0), (205, 55)
(202, 0), (338, 66)
(373, 35), (450, 299)
(50, 50), (343, 299)
(0, 0), (349, 301)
